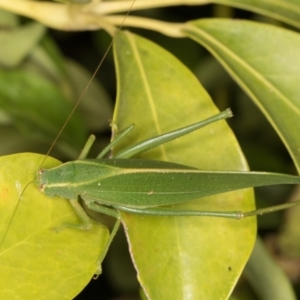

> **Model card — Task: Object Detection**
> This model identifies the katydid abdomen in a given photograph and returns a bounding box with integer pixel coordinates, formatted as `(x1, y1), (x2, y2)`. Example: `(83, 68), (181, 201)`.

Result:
(38, 158), (300, 209)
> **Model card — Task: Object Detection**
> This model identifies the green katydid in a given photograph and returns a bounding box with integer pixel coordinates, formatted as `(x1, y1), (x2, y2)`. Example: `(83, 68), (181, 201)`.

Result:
(36, 107), (300, 265)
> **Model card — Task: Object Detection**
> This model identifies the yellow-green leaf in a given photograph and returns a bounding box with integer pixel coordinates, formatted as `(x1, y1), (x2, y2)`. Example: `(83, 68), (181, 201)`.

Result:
(113, 31), (256, 300)
(0, 153), (109, 299)
(183, 19), (300, 171)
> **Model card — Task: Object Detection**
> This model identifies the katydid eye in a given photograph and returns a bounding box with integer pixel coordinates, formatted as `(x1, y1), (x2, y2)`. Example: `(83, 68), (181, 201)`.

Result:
(38, 169), (44, 175)
(39, 184), (45, 192)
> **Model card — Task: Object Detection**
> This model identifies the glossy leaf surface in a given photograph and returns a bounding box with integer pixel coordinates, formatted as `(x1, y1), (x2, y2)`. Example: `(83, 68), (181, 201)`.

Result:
(183, 19), (300, 171)
(112, 31), (256, 300)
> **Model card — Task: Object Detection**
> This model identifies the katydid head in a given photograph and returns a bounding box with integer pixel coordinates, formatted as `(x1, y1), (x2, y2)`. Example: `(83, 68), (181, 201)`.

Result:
(37, 169), (47, 193)
(37, 162), (79, 199)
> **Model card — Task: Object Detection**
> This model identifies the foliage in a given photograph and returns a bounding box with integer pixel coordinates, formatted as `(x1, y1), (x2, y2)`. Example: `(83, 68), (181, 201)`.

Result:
(0, 1), (300, 299)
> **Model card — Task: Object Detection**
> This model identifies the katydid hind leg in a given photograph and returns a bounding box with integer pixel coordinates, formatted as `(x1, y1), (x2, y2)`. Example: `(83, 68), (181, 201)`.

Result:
(242, 199), (300, 218)
(82, 199), (122, 275)
(84, 199), (120, 219)
(96, 124), (135, 159)
(114, 199), (300, 219)
(115, 108), (233, 159)
(115, 205), (244, 219)
(95, 218), (122, 276)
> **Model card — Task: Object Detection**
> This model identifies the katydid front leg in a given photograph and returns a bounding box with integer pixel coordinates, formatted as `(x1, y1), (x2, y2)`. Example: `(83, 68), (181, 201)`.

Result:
(64, 129), (125, 224)
(64, 134), (123, 273)
(61, 135), (95, 230)
(65, 199), (93, 230)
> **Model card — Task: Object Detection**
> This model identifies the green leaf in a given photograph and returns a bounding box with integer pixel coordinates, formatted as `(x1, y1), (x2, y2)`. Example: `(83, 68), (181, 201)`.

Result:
(0, 153), (109, 299)
(0, 69), (87, 157)
(112, 31), (256, 299)
(245, 238), (296, 300)
(277, 186), (300, 256)
(0, 22), (45, 67)
(213, 0), (300, 29)
(0, 125), (51, 156)
(66, 60), (114, 132)
(183, 19), (300, 172)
